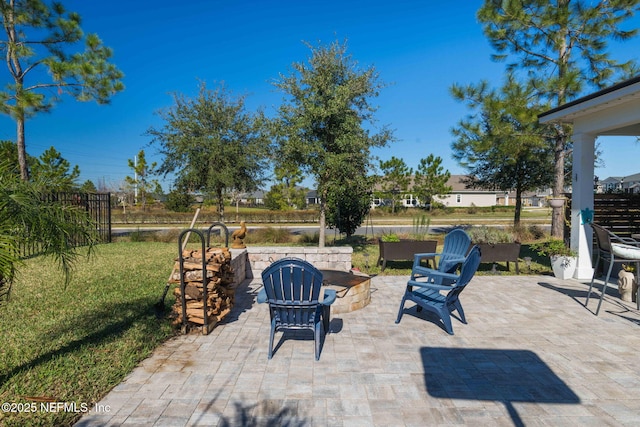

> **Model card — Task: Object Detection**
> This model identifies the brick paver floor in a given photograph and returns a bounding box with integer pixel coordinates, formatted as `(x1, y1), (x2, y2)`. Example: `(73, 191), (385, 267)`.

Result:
(76, 273), (640, 426)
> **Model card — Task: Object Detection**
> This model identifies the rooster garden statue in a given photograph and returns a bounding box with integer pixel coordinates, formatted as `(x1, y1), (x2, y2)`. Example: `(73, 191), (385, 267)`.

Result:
(231, 221), (247, 249)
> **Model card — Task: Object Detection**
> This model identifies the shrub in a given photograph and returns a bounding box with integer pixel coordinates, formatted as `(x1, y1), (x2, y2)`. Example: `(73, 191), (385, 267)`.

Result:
(530, 239), (576, 257)
(380, 233), (400, 242)
(299, 232), (319, 244)
(129, 229), (146, 242)
(165, 190), (195, 212)
(528, 225), (546, 240)
(466, 226), (515, 244)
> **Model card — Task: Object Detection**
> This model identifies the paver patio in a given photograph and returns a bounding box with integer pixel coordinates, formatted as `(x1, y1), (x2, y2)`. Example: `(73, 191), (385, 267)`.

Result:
(76, 273), (640, 426)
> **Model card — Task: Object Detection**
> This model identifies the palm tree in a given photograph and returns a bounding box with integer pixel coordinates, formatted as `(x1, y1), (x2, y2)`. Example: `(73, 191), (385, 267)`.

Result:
(0, 162), (98, 303)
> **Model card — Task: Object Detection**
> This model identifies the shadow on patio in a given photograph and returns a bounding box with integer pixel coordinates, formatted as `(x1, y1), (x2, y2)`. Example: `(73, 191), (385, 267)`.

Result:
(421, 347), (580, 427)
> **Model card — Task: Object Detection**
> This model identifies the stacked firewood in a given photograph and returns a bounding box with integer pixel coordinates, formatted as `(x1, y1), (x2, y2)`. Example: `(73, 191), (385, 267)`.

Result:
(170, 247), (235, 333)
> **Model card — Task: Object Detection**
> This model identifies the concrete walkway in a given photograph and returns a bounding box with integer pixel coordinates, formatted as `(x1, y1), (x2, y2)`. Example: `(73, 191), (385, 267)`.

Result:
(76, 273), (640, 426)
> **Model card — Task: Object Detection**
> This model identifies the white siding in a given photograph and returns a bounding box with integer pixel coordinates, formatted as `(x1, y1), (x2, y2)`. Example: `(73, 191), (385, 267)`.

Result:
(435, 193), (498, 207)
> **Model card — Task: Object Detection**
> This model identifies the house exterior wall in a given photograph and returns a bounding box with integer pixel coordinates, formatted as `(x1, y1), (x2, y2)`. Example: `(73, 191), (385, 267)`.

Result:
(435, 193), (497, 207)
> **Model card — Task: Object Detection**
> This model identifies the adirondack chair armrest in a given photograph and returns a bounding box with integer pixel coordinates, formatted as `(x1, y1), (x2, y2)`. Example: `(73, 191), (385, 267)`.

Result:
(257, 287), (267, 304)
(407, 278), (457, 292)
(321, 289), (337, 306)
(412, 252), (440, 268)
(413, 252), (439, 261)
(411, 265), (437, 281)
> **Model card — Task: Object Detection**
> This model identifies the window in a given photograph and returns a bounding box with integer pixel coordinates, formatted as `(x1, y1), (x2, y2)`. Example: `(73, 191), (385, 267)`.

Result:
(456, 194), (461, 203)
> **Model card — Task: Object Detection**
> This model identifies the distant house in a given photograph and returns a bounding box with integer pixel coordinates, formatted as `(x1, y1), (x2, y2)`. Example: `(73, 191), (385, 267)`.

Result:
(371, 174), (506, 208)
(596, 174), (640, 193)
(433, 175), (503, 208)
(238, 190), (265, 205)
(306, 190), (320, 205)
(497, 190), (551, 208)
(620, 173), (640, 193)
(599, 176), (624, 193)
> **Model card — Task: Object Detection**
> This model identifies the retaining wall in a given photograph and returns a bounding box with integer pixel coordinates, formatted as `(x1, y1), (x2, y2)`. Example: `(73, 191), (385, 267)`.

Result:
(230, 246), (353, 282)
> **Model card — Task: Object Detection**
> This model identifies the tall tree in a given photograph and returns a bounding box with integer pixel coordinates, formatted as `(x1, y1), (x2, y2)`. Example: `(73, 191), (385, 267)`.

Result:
(478, 0), (640, 237)
(148, 82), (270, 220)
(124, 149), (157, 210)
(412, 154), (452, 211)
(0, 0), (124, 181)
(450, 76), (554, 226)
(377, 156), (412, 214)
(30, 145), (80, 191)
(273, 40), (393, 247)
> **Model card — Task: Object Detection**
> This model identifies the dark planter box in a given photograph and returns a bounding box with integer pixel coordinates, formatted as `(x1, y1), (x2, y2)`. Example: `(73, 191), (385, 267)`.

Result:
(377, 239), (438, 271)
(476, 242), (522, 274)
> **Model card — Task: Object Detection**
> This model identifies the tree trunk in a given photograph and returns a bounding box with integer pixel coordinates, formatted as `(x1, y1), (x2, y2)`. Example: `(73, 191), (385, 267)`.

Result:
(217, 188), (225, 222)
(319, 199), (326, 248)
(514, 187), (522, 227)
(17, 114), (29, 181)
(551, 16), (569, 239)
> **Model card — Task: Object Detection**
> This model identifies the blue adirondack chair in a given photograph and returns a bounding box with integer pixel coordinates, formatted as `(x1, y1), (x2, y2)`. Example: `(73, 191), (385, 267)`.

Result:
(257, 257), (336, 360)
(396, 245), (482, 335)
(411, 228), (472, 285)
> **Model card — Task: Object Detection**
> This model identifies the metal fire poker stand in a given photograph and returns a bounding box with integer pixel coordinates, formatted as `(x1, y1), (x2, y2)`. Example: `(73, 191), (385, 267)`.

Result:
(177, 222), (230, 334)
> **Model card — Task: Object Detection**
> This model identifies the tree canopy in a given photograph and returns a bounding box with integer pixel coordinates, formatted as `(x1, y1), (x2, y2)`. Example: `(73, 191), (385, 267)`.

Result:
(451, 75), (554, 226)
(273, 39), (393, 246)
(412, 154), (452, 210)
(148, 81), (270, 220)
(377, 156), (412, 213)
(0, 0), (124, 181)
(325, 148), (375, 238)
(31, 146), (80, 191)
(0, 141), (80, 191)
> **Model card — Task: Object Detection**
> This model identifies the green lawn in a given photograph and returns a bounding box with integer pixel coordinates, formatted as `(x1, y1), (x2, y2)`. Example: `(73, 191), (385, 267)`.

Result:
(0, 242), (178, 427)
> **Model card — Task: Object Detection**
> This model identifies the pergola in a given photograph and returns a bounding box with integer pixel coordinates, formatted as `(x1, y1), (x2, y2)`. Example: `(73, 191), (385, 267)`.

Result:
(539, 76), (640, 280)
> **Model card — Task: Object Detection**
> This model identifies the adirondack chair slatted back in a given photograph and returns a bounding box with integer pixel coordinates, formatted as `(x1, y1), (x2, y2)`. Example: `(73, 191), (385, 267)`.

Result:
(439, 229), (472, 273)
(261, 258), (323, 328)
(446, 245), (481, 306)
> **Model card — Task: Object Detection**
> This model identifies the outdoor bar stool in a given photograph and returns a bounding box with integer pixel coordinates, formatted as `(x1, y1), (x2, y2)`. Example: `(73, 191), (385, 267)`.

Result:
(586, 223), (640, 315)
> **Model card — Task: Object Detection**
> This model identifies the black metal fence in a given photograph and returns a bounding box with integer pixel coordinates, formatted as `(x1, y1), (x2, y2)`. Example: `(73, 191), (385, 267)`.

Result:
(18, 192), (111, 258)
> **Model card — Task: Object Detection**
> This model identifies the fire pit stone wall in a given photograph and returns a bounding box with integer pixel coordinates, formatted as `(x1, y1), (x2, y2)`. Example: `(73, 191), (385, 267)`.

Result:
(230, 246), (353, 281)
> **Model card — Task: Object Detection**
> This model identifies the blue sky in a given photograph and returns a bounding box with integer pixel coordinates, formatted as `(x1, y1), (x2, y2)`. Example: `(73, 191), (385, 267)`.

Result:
(1, 1), (639, 190)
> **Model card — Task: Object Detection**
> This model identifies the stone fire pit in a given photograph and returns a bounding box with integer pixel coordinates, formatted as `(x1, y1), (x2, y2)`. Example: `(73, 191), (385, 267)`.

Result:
(320, 269), (371, 313)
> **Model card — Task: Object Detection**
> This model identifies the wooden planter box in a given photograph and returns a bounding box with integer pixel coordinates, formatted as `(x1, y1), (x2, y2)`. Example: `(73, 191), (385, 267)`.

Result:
(377, 239), (438, 271)
(476, 242), (522, 274)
